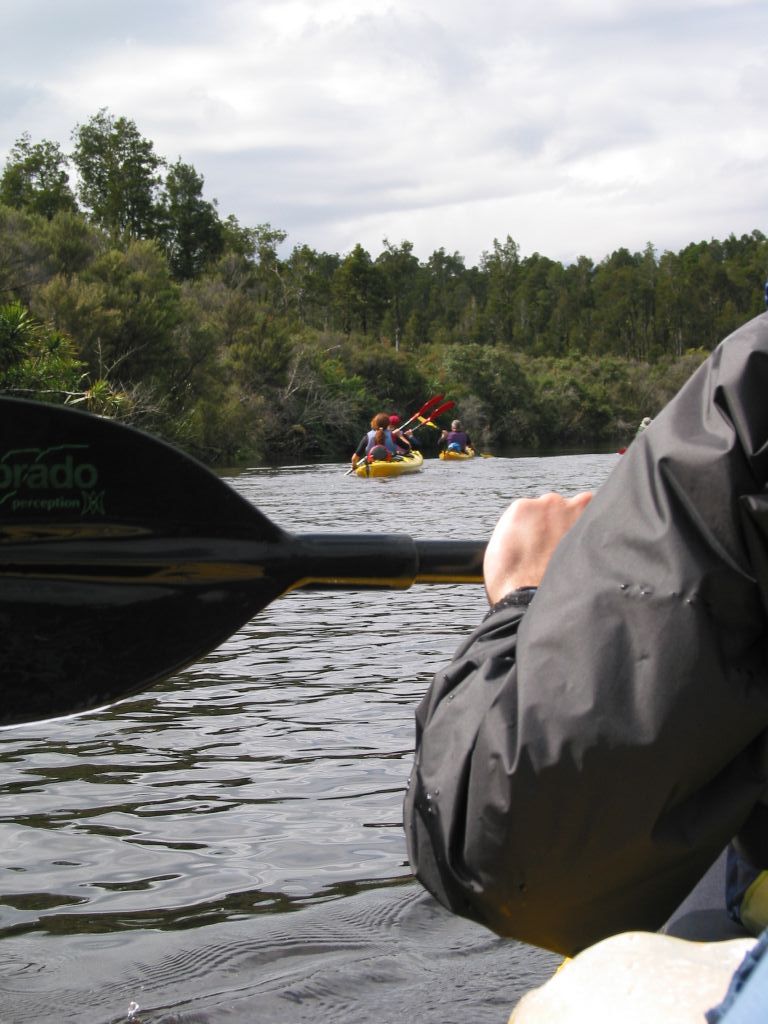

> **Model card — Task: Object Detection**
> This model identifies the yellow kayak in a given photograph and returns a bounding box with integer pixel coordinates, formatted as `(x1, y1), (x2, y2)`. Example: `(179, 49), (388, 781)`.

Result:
(354, 450), (424, 478)
(439, 447), (475, 461)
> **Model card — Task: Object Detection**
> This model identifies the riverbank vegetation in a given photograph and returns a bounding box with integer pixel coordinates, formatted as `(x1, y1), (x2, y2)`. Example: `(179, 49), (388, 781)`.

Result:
(1, 110), (766, 463)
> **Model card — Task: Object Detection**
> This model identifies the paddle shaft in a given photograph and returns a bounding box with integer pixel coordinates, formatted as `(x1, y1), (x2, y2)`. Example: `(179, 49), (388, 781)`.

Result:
(0, 531), (486, 589)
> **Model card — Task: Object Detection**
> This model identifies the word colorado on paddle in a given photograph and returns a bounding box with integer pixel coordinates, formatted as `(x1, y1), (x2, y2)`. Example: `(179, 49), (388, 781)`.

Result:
(0, 446), (101, 513)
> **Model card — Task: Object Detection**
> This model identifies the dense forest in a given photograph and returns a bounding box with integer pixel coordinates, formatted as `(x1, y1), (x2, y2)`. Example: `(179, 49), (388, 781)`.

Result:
(1, 109), (766, 464)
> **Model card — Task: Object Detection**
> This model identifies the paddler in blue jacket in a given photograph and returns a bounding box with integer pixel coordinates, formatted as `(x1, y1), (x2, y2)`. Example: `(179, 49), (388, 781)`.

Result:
(404, 311), (768, 963)
(350, 412), (399, 470)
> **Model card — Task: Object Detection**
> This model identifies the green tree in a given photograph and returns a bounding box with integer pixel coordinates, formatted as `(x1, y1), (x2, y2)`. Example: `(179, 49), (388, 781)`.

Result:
(263, 335), (369, 458)
(527, 354), (623, 444)
(182, 263), (292, 392)
(375, 239), (420, 348)
(0, 205), (56, 302)
(225, 316), (291, 391)
(332, 244), (386, 334)
(592, 248), (650, 357)
(433, 343), (540, 447)
(283, 243), (340, 328)
(34, 239), (180, 384)
(219, 214), (260, 258)
(251, 222), (288, 308)
(422, 247), (475, 343)
(512, 251), (559, 353)
(0, 133), (77, 220)
(160, 159), (224, 280)
(402, 304), (430, 349)
(71, 109), (164, 238)
(546, 259), (571, 353)
(570, 256), (597, 323)
(481, 235), (520, 344)
(344, 340), (429, 414)
(43, 209), (106, 279)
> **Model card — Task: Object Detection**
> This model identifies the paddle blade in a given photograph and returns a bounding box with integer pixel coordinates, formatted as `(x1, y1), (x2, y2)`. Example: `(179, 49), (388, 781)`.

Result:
(0, 398), (282, 539)
(0, 398), (286, 726)
(428, 400), (455, 422)
(400, 394), (444, 431)
(414, 400), (455, 430)
(1, 572), (284, 727)
(0, 398), (487, 727)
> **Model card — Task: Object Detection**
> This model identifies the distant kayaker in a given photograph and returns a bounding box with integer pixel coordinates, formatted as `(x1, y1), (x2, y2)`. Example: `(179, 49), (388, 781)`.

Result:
(438, 419), (472, 453)
(405, 311), (768, 966)
(350, 412), (398, 469)
(617, 415), (653, 453)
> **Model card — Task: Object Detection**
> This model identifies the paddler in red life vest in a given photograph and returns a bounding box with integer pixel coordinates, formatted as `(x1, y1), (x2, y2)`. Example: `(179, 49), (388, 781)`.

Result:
(438, 419), (472, 454)
(350, 412), (399, 470)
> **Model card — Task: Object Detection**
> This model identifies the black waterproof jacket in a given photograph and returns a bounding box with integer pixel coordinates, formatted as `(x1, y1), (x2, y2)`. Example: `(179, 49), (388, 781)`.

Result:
(404, 313), (768, 956)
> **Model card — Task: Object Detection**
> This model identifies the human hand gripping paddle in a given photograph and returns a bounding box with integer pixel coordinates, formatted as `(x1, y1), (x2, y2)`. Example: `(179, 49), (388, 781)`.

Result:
(0, 398), (485, 727)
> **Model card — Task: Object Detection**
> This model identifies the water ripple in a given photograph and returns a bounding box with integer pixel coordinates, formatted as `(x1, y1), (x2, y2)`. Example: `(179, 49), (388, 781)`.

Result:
(0, 452), (615, 1021)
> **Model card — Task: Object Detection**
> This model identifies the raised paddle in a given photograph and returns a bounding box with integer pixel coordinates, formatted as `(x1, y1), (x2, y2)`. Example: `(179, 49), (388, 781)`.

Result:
(398, 393), (445, 432)
(0, 397), (485, 727)
(414, 400), (455, 429)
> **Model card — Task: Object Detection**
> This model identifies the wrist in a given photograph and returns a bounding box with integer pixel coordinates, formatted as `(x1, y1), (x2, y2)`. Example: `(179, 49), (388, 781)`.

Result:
(484, 586), (537, 619)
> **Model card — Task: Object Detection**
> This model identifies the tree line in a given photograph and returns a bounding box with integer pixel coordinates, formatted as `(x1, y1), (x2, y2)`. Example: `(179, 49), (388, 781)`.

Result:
(0, 109), (766, 463)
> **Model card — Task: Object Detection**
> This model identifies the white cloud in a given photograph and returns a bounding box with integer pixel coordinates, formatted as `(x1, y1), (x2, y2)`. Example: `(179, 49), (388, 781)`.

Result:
(0, 0), (766, 265)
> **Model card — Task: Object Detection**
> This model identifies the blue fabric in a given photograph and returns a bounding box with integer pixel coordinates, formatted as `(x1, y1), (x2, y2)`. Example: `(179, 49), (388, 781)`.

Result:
(444, 430), (470, 449)
(706, 929), (768, 1022)
(726, 844), (762, 924)
(364, 428), (397, 455)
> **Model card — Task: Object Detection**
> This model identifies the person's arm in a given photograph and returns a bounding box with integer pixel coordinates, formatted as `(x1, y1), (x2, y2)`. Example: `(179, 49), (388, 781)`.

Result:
(351, 435), (367, 467)
(404, 493), (594, 952)
(404, 313), (768, 957)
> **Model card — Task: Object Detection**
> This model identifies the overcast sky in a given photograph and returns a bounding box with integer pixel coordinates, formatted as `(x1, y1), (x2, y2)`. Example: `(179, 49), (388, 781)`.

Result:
(1, 0), (766, 267)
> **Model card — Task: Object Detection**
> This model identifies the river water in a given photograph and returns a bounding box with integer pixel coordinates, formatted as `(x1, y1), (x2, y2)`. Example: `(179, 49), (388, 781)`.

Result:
(0, 450), (617, 1024)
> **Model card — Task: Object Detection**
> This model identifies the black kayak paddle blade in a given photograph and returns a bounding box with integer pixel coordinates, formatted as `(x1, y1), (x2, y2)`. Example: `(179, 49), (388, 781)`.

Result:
(0, 399), (485, 726)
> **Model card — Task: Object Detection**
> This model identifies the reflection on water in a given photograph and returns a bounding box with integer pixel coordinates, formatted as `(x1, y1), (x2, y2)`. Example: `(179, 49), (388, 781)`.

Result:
(0, 453), (616, 1022)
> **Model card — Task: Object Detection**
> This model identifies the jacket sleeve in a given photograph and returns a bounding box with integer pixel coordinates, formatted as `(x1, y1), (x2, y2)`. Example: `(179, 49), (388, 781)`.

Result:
(404, 312), (768, 956)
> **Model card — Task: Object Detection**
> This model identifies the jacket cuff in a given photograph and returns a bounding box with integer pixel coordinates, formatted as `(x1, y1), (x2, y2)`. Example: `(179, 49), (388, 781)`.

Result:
(484, 586), (537, 619)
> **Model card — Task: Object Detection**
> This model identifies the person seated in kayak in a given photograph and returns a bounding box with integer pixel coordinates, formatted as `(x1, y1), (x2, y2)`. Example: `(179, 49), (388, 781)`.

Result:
(388, 414), (419, 454)
(350, 412), (399, 469)
(404, 310), (768, 962)
(438, 419), (472, 453)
